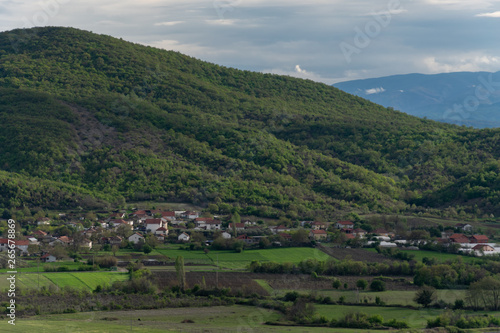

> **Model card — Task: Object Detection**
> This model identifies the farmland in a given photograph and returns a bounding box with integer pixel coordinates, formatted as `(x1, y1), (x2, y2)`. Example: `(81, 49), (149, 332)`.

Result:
(0, 272), (128, 291)
(153, 246), (331, 270)
(0, 305), (423, 332)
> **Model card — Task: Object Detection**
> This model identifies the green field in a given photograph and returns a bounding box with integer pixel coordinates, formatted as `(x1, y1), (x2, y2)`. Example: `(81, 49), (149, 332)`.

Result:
(365, 248), (479, 263)
(0, 272), (129, 291)
(154, 246), (330, 270)
(0, 305), (413, 332)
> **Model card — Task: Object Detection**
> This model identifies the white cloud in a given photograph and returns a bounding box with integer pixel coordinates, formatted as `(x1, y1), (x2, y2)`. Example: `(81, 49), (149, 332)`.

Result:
(476, 11), (500, 17)
(295, 65), (306, 73)
(365, 87), (385, 95)
(155, 21), (185, 26)
(420, 55), (500, 73)
(205, 19), (238, 26)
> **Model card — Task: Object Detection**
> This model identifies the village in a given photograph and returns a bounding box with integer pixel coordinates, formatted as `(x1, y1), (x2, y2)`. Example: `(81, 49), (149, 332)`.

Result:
(0, 208), (498, 264)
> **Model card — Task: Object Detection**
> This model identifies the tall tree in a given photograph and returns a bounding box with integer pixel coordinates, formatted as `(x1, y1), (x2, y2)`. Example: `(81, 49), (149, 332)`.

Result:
(175, 256), (186, 291)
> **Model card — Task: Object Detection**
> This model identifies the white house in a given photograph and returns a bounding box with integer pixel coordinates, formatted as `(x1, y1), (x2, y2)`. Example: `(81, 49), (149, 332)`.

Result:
(155, 226), (169, 236)
(36, 217), (51, 226)
(144, 218), (166, 233)
(222, 232), (232, 239)
(178, 232), (190, 242)
(41, 253), (57, 262)
(128, 233), (145, 244)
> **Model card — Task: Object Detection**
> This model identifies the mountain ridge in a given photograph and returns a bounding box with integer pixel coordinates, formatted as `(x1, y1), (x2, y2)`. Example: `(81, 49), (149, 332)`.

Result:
(1, 27), (500, 220)
(334, 71), (500, 128)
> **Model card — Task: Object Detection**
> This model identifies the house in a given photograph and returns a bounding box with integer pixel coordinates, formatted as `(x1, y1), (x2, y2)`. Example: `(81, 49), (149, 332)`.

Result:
(128, 233), (145, 244)
(449, 233), (470, 244)
(221, 232), (232, 239)
(228, 223), (246, 232)
(205, 220), (222, 231)
(36, 217), (51, 226)
(161, 211), (177, 221)
(27, 237), (39, 245)
(79, 239), (93, 250)
(309, 229), (327, 241)
(108, 236), (123, 246)
(311, 222), (327, 230)
(178, 232), (190, 242)
(41, 253), (57, 263)
(144, 218), (166, 233)
(243, 220), (257, 226)
(472, 244), (494, 252)
(109, 212), (126, 219)
(470, 235), (489, 244)
(195, 218), (221, 230)
(353, 228), (367, 237)
(110, 219), (133, 229)
(0, 239), (30, 254)
(155, 226), (169, 236)
(51, 236), (72, 246)
(335, 221), (354, 229)
(278, 233), (292, 241)
(32, 230), (48, 238)
(455, 223), (473, 232)
(270, 225), (291, 234)
(236, 234), (257, 245)
(182, 211), (200, 219)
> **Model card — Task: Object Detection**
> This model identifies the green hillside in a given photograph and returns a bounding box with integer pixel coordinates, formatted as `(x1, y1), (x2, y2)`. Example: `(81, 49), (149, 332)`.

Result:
(1, 27), (500, 219)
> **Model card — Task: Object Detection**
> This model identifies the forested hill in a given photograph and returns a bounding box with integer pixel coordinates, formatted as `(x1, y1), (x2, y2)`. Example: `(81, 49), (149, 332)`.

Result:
(1, 27), (500, 220)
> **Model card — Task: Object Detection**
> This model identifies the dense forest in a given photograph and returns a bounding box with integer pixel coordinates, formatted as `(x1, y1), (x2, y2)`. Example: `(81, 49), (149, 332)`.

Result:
(1, 27), (500, 219)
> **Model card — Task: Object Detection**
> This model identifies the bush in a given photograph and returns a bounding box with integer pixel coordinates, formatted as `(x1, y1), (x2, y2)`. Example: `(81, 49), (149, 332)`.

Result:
(384, 319), (409, 329)
(96, 256), (117, 268)
(370, 280), (385, 292)
(284, 291), (300, 302)
(332, 278), (341, 289)
(356, 279), (368, 290)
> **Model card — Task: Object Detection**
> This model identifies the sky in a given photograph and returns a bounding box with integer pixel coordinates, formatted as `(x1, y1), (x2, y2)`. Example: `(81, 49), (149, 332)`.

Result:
(1, 0), (500, 84)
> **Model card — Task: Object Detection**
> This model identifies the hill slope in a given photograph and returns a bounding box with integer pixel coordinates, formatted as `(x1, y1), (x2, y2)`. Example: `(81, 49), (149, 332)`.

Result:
(333, 72), (500, 128)
(1, 27), (500, 219)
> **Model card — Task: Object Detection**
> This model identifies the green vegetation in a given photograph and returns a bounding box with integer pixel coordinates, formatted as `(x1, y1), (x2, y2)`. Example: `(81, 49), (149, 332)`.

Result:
(0, 271), (128, 291)
(2, 27), (500, 219)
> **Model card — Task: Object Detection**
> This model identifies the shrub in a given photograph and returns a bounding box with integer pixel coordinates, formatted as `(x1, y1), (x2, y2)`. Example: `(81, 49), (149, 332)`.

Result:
(284, 291), (300, 302)
(332, 278), (341, 289)
(356, 279), (368, 290)
(370, 280), (385, 291)
(96, 256), (117, 268)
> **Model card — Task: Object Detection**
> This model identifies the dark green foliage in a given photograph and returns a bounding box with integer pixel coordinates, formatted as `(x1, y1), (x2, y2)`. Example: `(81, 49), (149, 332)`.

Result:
(370, 280), (386, 292)
(3, 27), (500, 217)
(414, 286), (437, 307)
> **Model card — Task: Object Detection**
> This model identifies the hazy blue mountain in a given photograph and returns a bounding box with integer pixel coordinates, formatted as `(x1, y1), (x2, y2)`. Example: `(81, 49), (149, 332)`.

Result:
(334, 72), (500, 128)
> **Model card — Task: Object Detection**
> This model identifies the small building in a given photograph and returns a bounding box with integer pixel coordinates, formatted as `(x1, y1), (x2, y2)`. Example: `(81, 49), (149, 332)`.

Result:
(155, 226), (169, 236)
(221, 232), (232, 239)
(270, 225), (291, 234)
(450, 233), (470, 244)
(353, 228), (367, 237)
(36, 217), (51, 226)
(335, 221), (354, 229)
(236, 234), (257, 245)
(128, 233), (145, 244)
(178, 232), (190, 242)
(311, 222), (327, 230)
(228, 223), (246, 232)
(472, 244), (494, 252)
(470, 235), (489, 244)
(455, 223), (473, 232)
(41, 253), (57, 263)
(144, 218), (166, 233)
(309, 229), (327, 241)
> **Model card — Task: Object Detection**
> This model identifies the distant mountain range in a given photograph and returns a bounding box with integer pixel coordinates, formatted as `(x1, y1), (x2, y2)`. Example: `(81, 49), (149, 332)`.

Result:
(334, 72), (500, 128)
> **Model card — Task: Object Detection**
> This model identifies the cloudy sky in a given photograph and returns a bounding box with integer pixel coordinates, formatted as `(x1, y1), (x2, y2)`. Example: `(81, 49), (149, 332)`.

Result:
(1, 0), (500, 84)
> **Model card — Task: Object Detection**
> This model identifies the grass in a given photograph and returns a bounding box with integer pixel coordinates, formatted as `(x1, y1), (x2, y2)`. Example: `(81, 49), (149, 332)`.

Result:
(0, 305), (409, 332)
(154, 246), (331, 270)
(364, 248), (479, 264)
(0, 271), (129, 291)
(277, 289), (467, 306)
(316, 304), (443, 328)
